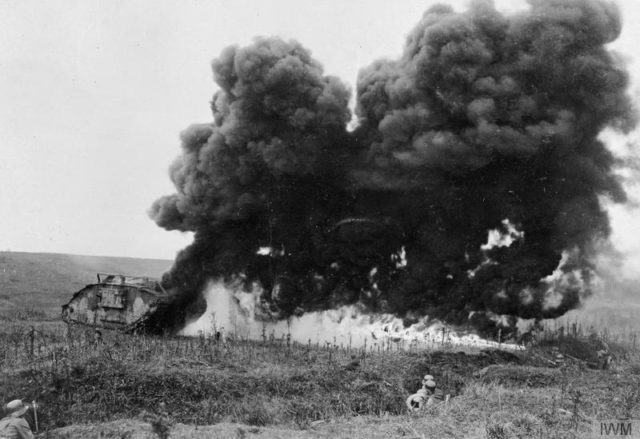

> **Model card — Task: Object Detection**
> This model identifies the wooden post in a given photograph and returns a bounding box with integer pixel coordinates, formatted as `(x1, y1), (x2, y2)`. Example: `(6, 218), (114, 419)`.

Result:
(29, 327), (35, 358)
(32, 401), (38, 432)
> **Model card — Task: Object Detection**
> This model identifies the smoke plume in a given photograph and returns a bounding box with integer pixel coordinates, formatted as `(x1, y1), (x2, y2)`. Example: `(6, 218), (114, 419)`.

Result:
(150, 0), (635, 337)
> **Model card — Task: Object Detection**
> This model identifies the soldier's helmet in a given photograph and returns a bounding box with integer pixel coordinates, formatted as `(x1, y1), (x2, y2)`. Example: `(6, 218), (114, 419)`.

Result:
(422, 375), (436, 390)
(5, 400), (30, 418)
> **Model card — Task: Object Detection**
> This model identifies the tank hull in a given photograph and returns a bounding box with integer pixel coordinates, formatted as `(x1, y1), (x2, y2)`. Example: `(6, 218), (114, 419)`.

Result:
(62, 274), (172, 333)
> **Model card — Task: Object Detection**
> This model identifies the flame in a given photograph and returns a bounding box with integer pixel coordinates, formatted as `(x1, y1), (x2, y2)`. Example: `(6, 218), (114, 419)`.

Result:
(480, 219), (524, 251)
(180, 279), (520, 350)
(468, 219), (522, 279)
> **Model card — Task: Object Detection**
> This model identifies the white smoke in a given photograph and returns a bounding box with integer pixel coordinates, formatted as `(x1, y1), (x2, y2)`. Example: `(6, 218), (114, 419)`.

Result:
(553, 129), (640, 332)
(541, 249), (588, 311)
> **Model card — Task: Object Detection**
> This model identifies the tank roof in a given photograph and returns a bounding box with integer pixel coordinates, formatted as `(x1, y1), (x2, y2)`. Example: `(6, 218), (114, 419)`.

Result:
(97, 273), (161, 289)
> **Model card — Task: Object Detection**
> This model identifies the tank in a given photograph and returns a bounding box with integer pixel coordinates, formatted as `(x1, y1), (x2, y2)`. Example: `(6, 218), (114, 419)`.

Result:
(61, 273), (173, 333)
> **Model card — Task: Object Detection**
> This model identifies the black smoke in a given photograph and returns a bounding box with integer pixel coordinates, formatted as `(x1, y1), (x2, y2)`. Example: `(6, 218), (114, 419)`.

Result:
(150, 0), (635, 337)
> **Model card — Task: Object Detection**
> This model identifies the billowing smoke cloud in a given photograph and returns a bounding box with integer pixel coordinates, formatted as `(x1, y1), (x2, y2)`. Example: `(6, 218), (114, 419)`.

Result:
(150, 0), (635, 337)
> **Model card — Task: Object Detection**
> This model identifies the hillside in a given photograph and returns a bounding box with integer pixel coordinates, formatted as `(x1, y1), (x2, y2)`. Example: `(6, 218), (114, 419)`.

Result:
(0, 251), (172, 317)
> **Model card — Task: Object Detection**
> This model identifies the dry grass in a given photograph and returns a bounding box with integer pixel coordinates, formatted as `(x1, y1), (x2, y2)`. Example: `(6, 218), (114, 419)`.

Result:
(1, 312), (639, 438)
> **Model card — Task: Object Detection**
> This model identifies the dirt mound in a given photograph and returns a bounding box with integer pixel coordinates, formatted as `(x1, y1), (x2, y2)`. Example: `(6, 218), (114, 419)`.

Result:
(538, 337), (599, 362)
(473, 365), (562, 387)
(43, 419), (156, 439)
(402, 349), (523, 396)
(43, 419), (323, 438)
(531, 334), (624, 369)
(478, 349), (522, 364)
(428, 349), (522, 373)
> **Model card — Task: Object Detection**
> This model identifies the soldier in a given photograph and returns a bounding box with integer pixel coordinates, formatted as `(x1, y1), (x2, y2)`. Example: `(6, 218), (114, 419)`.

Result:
(93, 329), (103, 345)
(597, 349), (612, 370)
(0, 400), (33, 439)
(517, 328), (541, 347)
(406, 386), (429, 411)
(423, 376), (439, 405)
(406, 375), (440, 411)
(551, 347), (566, 368)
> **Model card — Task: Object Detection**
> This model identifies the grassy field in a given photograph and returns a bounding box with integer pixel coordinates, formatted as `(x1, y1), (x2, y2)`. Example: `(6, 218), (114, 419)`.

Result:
(1, 251), (639, 438)
(0, 251), (171, 317)
(0, 321), (638, 438)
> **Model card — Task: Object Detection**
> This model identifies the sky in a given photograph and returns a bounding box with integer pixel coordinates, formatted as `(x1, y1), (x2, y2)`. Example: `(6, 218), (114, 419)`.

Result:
(1, 0), (639, 262)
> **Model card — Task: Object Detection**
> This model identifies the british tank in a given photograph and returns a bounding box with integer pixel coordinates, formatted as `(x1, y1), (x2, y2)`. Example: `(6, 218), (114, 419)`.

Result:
(61, 273), (173, 333)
